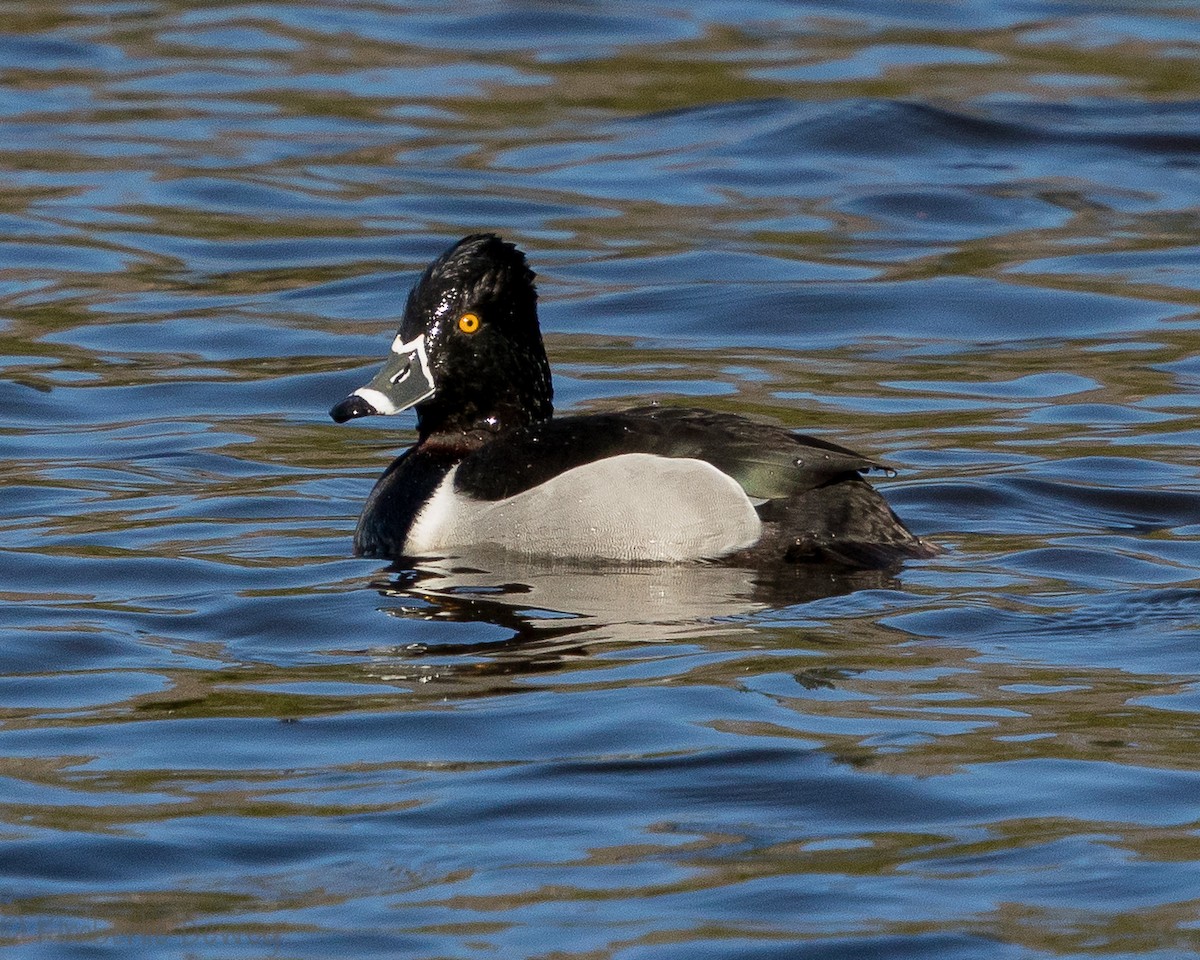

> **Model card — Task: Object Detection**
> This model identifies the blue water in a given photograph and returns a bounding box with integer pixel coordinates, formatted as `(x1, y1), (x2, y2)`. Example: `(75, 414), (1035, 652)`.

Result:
(2, 2), (1200, 957)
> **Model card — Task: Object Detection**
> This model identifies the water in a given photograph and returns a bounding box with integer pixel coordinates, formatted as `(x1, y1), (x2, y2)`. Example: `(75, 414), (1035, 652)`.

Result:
(2, 2), (1199, 957)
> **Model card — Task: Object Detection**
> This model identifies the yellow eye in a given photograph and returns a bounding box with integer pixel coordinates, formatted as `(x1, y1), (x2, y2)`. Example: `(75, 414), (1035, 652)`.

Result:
(457, 312), (481, 334)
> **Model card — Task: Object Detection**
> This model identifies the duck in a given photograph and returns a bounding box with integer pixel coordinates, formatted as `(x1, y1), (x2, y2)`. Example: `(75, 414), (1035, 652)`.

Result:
(330, 234), (937, 567)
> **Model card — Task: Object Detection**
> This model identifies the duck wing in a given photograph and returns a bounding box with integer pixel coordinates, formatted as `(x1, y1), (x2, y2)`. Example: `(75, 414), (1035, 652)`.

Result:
(455, 406), (887, 502)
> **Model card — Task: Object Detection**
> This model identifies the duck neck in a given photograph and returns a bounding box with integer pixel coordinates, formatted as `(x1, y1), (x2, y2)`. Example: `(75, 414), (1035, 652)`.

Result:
(416, 398), (550, 443)
(416, 378), (553, 443)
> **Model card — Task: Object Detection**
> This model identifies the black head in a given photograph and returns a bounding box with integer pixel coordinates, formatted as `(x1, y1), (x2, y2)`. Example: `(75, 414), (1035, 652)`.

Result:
(330, 234), (553, 438)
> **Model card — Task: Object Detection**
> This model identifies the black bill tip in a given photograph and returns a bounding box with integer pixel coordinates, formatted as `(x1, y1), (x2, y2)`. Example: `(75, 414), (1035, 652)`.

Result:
(330, 394), (377, 423)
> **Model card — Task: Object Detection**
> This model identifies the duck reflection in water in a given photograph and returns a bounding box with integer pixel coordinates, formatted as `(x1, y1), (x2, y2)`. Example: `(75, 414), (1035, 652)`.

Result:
(362, 550), (904, 675)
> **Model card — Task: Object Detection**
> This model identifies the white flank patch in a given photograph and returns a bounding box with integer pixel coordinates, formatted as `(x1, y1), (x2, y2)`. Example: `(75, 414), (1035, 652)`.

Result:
(404, 453), (762, 562)
(352, 387), (397, 415)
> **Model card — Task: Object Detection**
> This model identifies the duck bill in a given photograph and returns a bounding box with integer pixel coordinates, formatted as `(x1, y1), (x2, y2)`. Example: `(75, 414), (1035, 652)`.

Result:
(330, 334), (436, 423)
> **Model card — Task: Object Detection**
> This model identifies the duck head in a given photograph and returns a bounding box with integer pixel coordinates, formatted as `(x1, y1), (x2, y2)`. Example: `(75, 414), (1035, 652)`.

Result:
(330, 234), (553, 438)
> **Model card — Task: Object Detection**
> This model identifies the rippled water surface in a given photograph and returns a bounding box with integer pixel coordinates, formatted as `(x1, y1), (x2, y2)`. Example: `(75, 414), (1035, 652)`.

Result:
(3, 2), (1200, 957)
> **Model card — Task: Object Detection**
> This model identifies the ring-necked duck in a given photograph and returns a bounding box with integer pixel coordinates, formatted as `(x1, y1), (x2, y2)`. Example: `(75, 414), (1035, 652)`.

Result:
(331, 234), (937, 567)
